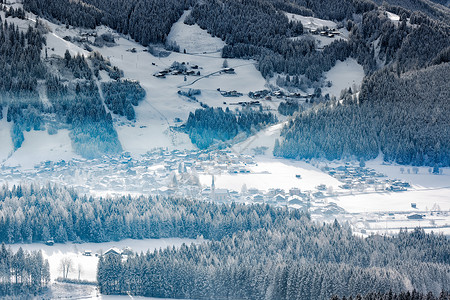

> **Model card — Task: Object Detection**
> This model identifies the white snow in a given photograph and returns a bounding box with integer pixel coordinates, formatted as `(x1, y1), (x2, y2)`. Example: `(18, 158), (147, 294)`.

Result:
(285, 12), (338, 30)
(386, 11), (400, 22)
(1, 7), (269, 157)
(4, 129), (79, 169)
(331, 188), (450, 213)
(10, 238), (203, 282)
(166, 10), (226, 55)
(366, 159), (450, 189)
(322, 58), (365, 98)
(200, 156), (343, 193)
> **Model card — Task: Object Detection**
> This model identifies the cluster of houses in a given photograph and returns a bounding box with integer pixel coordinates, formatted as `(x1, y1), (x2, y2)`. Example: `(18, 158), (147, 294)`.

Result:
(248, 89), (314, 101)
(326, 165), (410, 192)
(218, 89), (243, 97)
(310, 28), (341, 38)
(0, 149), (256, 199)
(154, 62), (201, 78)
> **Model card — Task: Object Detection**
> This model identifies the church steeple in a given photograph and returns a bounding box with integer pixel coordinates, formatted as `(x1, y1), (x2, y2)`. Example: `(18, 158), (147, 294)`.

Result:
(211, 175), (215, 200)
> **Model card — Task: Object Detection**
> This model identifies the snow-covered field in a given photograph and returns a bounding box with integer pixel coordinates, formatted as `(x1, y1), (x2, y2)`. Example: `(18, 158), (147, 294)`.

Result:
(10, 238), (202, 282)
(322, 58), (365, 98)
(5, 129), (79, 169)
(199, 156), (343, 193)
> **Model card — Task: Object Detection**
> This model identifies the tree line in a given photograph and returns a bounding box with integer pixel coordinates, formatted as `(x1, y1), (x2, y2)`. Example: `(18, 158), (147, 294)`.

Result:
(0, 183), (295, 243)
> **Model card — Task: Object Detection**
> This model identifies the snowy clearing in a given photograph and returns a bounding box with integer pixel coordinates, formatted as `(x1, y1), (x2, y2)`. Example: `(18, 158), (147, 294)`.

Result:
(322, 58), (365, 98)
(166, 10), (226, 54)
(331, 187), (450, 213)
(4, 129), (79, 169)
(199, 156), (344, 193)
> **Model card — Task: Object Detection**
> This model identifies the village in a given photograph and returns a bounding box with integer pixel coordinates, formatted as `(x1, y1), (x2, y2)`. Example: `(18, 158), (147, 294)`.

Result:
(2, 146), (442, 236)
(0, 148), (410, 203)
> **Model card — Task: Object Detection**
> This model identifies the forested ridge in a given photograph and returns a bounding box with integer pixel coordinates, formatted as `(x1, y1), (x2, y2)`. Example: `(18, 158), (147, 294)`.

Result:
(0, 184), (295, 243)
(276, 61), (450, 166)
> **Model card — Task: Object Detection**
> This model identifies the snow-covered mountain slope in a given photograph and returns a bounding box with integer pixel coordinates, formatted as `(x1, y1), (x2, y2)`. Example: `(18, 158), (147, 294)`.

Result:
(0, 6), (272, 166)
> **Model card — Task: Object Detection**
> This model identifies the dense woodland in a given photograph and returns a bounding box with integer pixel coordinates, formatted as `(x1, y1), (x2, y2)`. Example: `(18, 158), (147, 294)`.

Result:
(274, 5), (450, 167)
(23, 0), (191, 45)
(276, 63), (450, 166)
(184, 107), (277, 149)
(97, 216), (449, 299)
(331, 290), (450, 300)
(102, 80), (146, 120)
(0, 245), (50, 296)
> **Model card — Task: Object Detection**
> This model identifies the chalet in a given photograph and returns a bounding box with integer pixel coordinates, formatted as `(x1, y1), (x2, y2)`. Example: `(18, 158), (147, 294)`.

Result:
(275, 194), (286, 202)
(273, 91), (284, 98)
(407, 214), (423, 220)
(221, 90), (243, 97)
(316, 184), (326, 191)
(312, 191), (324, 198)
(288, 196), (306, 206)
(222, 68), (235, 74)
(253, 194), (264, 202)
(104, 247), (122, 257)
(268, 188), (285, 196)
(45, 239), (55, 246)
(386, 185), (407, 192)
(83, 250), (92, 256)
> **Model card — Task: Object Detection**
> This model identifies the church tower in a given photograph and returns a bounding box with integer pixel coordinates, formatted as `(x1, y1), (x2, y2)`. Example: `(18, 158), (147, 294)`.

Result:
(211, 175), (215, 200)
